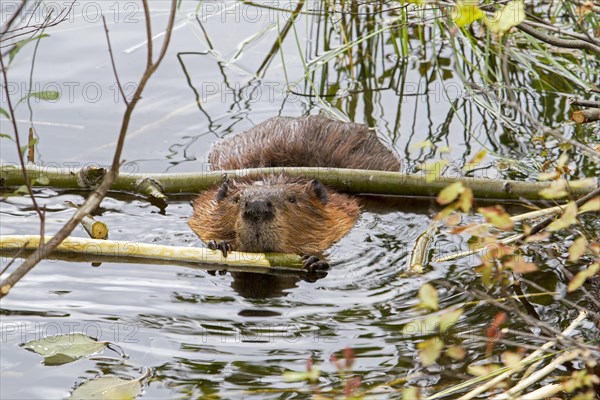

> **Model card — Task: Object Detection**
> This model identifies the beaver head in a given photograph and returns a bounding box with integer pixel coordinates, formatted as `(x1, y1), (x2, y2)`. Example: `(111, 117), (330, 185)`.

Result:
(189, 175), (360, 255)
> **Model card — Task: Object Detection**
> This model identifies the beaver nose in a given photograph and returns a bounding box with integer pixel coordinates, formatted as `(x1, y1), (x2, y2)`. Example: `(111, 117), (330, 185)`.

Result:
(243, 199), (275, 222)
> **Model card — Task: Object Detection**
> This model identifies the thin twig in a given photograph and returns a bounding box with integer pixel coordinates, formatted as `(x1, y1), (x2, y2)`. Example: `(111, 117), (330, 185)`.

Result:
(102, 15), (128, 106)
(517, 23), (600, 56)
(0, 0), (178, 298)
(0, 0), (28, 37)
(0, 39), (45, 250)
(453, 311), (587, 400)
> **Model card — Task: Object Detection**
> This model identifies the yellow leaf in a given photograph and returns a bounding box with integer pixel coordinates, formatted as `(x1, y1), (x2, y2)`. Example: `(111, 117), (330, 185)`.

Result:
(437, 182), (465, 205)
(421, 160), (449, 183)
(446, 345), (466, 360)
(539, 179), (568, 199)
(485, 0), (526, 36)
(477, 205), (514, 231)
(458, 187), (474, 213)
(576, 0), (594, 17)
(463, 150), (487, 172)
(463, 224), (492, 237)
(413, 139), (434, 149)
(547, 202), (578, 232)
(503, 258), (538, 273)
(524, 231), (551, 243)
(444, 213), (462, 226)
(568, 236), (588, 262)
(403, 387), (421, 400)
(452, 1), (484, 27)
(579, 197), (599, 215)
(434, 203), (459, 221)
(468, 364), (500, 376)
(567, 263), (599, 292)
(439, 309), (463, 332)
(418, 338), (443, 366)
(501, 351), (523, 370)
(418, 283), (439, 310)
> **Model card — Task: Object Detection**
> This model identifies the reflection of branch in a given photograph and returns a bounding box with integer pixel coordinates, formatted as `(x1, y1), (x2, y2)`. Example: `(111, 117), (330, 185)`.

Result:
(0, 0), (178, 298)
(503, 99), (600, 162)
(517, 22), (600, 56)
(256, 0), (305, 76)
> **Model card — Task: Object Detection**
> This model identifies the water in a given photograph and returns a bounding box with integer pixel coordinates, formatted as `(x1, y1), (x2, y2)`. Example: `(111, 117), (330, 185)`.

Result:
(1, 1), (598, 399)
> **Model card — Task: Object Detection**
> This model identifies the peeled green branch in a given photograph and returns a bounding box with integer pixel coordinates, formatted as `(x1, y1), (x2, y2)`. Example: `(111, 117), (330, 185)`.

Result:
(0, 235), (304, 281)
(1, 164), (597, 201)
(65, 202), (108, 240)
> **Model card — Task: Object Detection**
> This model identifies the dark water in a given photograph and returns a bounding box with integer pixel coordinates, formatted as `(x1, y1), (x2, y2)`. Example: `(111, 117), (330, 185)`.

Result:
(1, 1), (598, 399)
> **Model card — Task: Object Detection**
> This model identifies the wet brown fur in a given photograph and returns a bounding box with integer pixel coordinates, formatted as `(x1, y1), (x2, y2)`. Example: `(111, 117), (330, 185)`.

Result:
(189, 115), (401, 255)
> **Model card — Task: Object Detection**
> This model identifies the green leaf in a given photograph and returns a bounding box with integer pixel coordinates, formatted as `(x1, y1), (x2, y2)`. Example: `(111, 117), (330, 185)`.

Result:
(283, 365), (320, 383)
(15, 185), (29, 195)
(0, 107), (11, 121)
(21, 333), (107, 365)
(437, 182), (464, 205)
(35, 175), (50, 185)
(418, 283), (439, 310)
(421, 160), (449, 183)
(439, 309), (463, 332)
(485, 0), (526, 36)
(0, 134), (15, 142)
(452, 1), (484, 27)
(418, 338), (443, 366)
(70, 376), (142, 400)
(18, 91), (61, 105)
(9, 34), (49, 64)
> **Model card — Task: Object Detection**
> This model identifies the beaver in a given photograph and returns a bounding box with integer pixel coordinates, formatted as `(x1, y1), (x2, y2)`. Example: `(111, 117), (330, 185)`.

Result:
(188, 115), (401, 278)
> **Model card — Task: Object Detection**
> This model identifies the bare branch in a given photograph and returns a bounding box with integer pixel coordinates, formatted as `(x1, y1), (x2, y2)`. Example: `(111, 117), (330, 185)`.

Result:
(0, 0), (179, 298)
(517, 22), (600, 56)
(101, 15), (128, 106)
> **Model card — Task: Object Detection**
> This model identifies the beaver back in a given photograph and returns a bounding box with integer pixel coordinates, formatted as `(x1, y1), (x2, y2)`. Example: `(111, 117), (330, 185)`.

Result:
(209, 115), (401, 172)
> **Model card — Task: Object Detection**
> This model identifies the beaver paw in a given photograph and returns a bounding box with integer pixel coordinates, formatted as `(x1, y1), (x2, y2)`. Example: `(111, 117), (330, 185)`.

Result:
(207, 240), (232, 258)
(301, 255), (329, 282)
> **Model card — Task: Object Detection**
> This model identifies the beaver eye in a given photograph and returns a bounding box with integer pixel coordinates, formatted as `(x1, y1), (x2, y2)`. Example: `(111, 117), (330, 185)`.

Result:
(232, 195), (240, 204)
(288, 196), (296, 204)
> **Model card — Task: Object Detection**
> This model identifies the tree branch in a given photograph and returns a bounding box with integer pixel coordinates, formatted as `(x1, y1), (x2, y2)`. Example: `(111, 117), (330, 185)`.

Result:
(0, 0), (178, 298)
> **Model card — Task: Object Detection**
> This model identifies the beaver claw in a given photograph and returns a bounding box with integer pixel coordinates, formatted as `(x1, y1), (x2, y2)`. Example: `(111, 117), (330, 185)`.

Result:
(301, 255), (329, 282)
(208, 240), (232, 258)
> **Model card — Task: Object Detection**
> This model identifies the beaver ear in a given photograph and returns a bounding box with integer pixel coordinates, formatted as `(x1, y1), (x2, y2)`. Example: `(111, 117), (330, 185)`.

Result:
(308, 179), (328, 205)
(216, 181), (229, 202)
